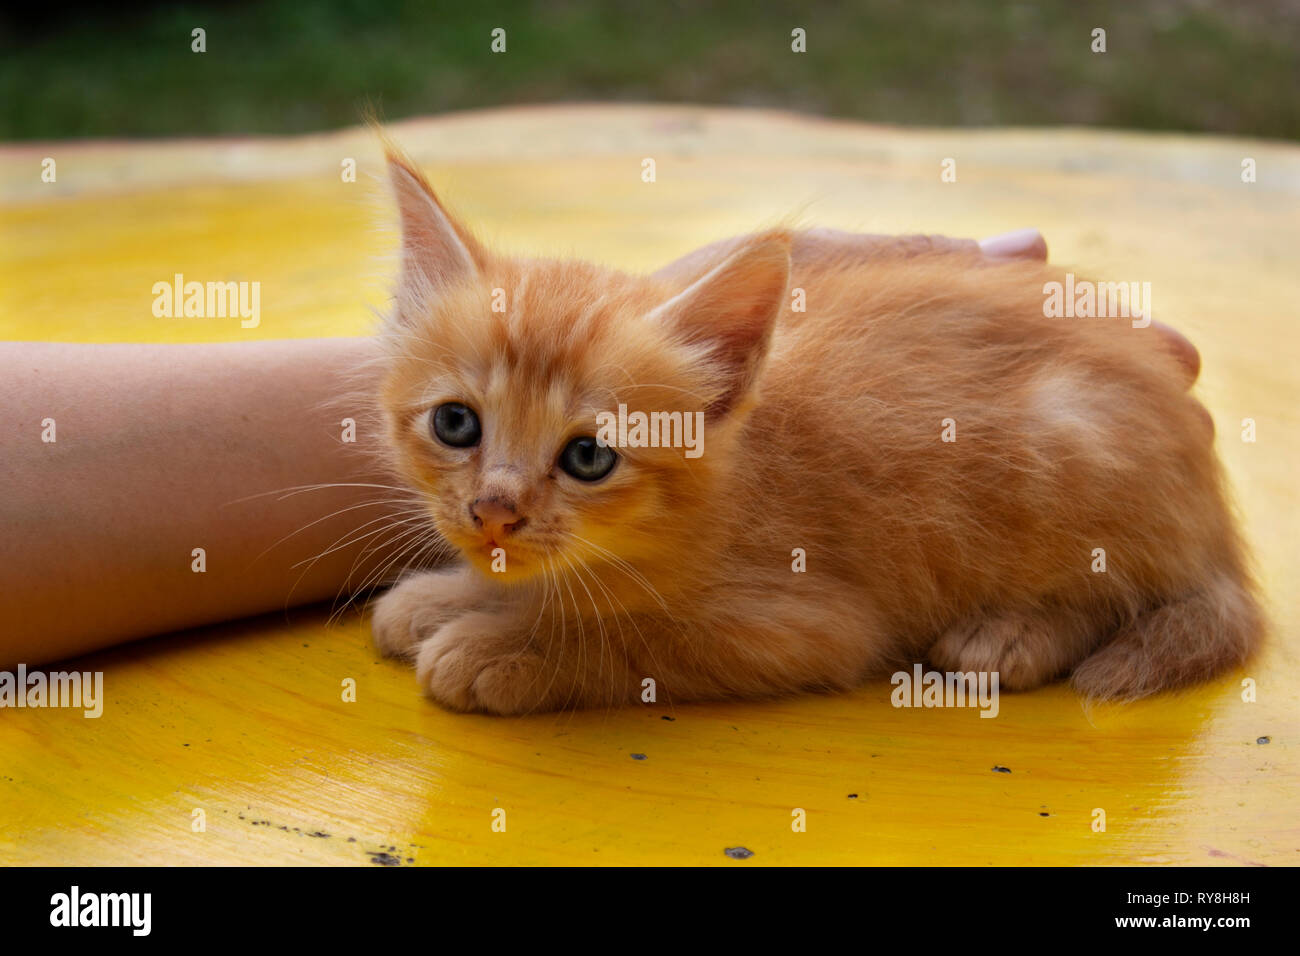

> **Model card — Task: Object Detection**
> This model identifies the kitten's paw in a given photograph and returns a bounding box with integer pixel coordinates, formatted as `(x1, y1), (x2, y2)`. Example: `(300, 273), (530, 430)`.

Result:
(414, 612), (551, 715)
(928, 610), (1079, 691)
(370, 567), (486, 659)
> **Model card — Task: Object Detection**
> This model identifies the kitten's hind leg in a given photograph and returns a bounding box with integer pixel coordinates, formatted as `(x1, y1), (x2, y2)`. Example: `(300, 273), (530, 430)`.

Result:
(928, 603), (1107, 691)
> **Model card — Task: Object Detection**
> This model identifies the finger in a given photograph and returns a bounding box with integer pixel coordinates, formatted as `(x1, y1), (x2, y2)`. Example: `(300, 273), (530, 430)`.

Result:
(1187, 396), (1215, 439)
(978, 228), (1048, 261)
(1150, 319), (1201, 386)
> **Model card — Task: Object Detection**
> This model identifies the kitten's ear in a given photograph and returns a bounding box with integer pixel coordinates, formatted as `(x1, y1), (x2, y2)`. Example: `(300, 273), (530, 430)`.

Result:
(648, 232), (791, 416)
(386, 151), (485, 319)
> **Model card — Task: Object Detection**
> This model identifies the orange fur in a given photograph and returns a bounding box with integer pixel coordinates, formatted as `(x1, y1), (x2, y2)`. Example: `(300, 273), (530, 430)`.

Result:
(370, 150), (1263, 714)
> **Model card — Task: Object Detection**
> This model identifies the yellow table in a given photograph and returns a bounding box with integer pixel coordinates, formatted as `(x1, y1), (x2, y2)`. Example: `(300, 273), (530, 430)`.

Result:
(1, 106), (1296, 865)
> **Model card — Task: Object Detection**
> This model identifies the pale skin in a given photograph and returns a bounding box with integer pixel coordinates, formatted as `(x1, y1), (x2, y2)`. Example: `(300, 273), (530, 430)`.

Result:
(0, 228), (1201, 669)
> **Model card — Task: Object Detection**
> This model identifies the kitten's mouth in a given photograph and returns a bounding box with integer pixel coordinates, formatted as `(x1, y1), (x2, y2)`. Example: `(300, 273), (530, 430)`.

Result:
(452, 533), (541, 580)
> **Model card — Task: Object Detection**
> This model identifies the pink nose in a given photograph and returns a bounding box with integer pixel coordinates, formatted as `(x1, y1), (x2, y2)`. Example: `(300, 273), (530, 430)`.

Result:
(470, 497), (526, 541)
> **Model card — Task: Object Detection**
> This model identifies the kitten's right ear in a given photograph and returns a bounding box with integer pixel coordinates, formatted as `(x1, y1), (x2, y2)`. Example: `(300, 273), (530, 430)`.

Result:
(386, 151), (484, 319)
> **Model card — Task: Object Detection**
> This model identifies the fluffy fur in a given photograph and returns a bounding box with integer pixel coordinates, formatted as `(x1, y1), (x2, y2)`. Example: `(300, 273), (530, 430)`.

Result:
(369, 149), (1263, 714)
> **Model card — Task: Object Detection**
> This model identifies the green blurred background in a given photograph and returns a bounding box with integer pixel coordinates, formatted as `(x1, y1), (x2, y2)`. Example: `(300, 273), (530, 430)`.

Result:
(2, 0), (1296, 141)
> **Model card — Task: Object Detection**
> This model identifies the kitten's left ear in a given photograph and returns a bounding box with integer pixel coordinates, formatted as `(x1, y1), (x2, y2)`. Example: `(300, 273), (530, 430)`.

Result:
(386, 151), (487, 320)
(648, 232), (791, 416)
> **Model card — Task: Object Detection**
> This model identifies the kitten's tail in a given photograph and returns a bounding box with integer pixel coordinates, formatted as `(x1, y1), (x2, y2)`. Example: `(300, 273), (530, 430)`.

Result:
(1070, 571), (1264, 700)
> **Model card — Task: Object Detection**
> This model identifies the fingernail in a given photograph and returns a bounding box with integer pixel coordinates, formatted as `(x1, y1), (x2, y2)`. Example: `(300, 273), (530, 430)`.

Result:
(979, 228), (1045, 260)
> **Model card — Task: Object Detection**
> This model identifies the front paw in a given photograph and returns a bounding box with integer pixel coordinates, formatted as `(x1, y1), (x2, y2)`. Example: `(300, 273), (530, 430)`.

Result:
(414, 611), (551, 715)
(370, 566), (485, 658)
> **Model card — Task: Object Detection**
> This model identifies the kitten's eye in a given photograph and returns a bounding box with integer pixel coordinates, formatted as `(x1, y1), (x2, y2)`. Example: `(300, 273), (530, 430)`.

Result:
(559, 436), (618, 482)
(431, 402), (481, 448)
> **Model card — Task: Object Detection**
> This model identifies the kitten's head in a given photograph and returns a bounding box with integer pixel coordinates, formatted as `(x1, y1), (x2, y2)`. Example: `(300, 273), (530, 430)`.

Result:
(378, 151), (790, 582)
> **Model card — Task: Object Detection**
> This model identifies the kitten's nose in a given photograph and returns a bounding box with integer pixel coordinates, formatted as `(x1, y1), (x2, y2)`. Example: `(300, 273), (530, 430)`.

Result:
(470, 497), (526, 541)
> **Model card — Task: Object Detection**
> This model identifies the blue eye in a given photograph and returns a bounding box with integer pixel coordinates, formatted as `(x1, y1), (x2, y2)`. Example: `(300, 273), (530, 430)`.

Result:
(559, 436), (617, 482)
(431, 402), (481, 448)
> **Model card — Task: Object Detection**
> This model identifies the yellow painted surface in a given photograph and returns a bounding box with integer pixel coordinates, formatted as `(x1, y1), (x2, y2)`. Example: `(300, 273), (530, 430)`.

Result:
(1, 106), (1297, 865)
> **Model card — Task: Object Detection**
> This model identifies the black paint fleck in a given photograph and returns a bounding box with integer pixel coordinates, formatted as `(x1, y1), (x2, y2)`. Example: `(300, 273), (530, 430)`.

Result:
(630, 753), (647, 760)
(724, 846), (754, 860)
(660, 716), (675, 721)
(368, 852), (402, 867)
(1257, 736), (1271, 745)
(992, 766), (1012, 773)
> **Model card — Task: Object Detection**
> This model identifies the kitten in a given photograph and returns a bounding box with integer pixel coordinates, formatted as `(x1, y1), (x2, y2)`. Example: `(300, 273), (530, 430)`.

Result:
(370, 149), (1263, 715)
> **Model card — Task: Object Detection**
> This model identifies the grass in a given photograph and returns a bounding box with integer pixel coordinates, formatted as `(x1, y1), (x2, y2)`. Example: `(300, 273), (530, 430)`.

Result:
(1, 0), (1297, 141)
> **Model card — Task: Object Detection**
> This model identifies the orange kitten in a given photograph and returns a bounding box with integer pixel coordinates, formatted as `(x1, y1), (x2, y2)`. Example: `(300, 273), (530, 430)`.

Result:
(370, 150), (1263, 714)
